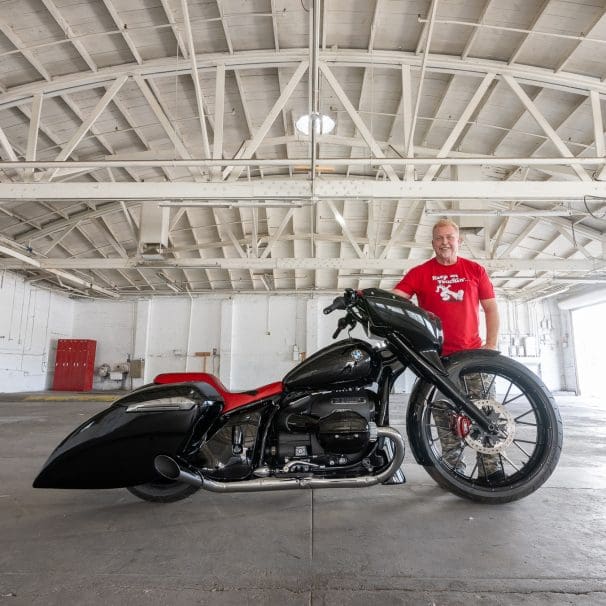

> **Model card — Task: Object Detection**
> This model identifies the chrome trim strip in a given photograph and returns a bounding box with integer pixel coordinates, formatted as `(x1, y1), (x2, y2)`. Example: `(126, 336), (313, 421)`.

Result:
(126, 399), (196, 412)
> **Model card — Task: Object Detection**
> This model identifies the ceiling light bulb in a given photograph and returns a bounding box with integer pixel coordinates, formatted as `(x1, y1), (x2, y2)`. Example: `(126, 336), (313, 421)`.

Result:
(295, 113), (335, 136)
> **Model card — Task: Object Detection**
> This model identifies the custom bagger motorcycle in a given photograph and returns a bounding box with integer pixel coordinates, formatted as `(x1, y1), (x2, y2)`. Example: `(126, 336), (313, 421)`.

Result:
(34, 288), (563, 504)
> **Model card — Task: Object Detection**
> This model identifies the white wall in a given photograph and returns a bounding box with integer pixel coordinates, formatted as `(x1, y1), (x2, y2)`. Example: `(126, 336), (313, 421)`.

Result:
(0, 273), (574, 394)
(0, 272), (73, 392)
(72, 297), (225, 389)
(230, 296), (299, 388)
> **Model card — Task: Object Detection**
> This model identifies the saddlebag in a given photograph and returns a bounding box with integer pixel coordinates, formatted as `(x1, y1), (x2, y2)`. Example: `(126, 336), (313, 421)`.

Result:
(33, 382), (223, 489)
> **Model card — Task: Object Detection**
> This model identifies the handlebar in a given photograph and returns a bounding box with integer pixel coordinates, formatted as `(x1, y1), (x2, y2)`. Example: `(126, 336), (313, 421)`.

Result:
(323, 288), (357, 315)
(323, 289), (362, 339)
(323, 296), (346, 315)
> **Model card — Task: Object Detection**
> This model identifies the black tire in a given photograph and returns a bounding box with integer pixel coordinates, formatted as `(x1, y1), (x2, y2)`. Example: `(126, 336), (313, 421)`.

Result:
(126, 479), (199, 503)
(412, 351), (563, 504)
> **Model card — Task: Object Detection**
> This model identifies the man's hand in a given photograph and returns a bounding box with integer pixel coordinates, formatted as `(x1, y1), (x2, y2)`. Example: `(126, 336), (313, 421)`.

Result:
(481, 298), (500, 350)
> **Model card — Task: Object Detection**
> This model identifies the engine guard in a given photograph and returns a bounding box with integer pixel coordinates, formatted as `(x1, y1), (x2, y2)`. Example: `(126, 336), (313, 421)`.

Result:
(33, 382), (223, 489)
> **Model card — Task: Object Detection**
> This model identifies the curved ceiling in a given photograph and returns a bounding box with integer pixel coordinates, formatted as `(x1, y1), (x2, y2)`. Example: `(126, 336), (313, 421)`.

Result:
(0, 0), (604, 301)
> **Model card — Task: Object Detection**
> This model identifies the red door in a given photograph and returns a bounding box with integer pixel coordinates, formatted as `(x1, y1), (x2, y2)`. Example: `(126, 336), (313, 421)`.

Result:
(52, 339), (97, 391)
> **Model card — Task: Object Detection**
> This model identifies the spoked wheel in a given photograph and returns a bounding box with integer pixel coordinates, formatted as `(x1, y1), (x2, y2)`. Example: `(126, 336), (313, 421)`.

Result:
(414, 352), (563, 503)
(127, 479), (199, 503)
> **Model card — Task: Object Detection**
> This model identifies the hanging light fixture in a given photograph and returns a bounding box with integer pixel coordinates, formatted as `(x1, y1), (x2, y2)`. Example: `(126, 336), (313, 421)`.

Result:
(295, 112), (335, 136)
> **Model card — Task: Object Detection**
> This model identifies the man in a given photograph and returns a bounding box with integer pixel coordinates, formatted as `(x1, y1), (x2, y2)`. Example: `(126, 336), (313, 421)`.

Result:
(393, 218), (502, 480)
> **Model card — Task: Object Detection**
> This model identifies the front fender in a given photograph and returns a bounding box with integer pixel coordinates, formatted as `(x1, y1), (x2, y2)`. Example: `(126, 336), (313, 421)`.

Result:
(406, 349), (501, 465)
(33, 382), (223, 489)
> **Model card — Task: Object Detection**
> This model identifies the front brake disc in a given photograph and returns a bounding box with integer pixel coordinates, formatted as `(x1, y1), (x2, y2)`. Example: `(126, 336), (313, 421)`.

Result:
(464, 399), (515, 455)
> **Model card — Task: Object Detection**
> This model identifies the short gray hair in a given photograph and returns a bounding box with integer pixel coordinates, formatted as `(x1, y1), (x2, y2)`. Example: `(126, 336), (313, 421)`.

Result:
(432, 218), (460, 238)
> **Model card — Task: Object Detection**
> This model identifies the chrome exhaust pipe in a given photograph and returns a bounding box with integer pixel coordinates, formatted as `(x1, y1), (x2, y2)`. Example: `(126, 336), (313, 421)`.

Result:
(154, 453), (204, 487)
(154, 426), (405, 493)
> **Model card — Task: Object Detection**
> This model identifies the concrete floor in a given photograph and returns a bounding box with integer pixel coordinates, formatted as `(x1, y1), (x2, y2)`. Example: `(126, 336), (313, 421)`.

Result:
(0, 392), (605, 605)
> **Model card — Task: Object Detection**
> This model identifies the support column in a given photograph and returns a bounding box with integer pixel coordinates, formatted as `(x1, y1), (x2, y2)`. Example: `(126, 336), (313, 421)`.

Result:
(305, 297), (322, 357)
(133, 299), (151, 386)
(219, 298), (234, 388)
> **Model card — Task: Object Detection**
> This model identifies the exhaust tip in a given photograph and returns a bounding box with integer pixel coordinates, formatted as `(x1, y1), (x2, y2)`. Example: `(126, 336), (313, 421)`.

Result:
(154, 454), (181, 481)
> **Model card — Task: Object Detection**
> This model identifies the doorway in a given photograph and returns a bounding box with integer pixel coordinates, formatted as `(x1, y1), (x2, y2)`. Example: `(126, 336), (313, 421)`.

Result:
(571, 301), (606, 396)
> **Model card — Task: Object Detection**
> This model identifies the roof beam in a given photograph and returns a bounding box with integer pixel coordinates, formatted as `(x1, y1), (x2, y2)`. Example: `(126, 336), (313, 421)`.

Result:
(40, 0), (97, 72)
(5, 155), (606, 171)
(423, 73), (495, 181)
(0, 125), (19, 162)
(44, 76), (128, 181)
(461, 0), (493, 60)
(590, 89), (606, 180)
(320, 63), (399, 181)
(159, 0), (188, 59)
(0, 257), (600, 273)
(0, 19), (51, 81)
(16, 201), (140, 243)
(497, 218), (539, 258)
(260, 208), (295, 259)
(181, 0), (211, 160)
(0, 239), (118, 297)
(400, 64), (414, 181)
(100, 0), (144, 64)
(25, 93), (43, 181)
(5, 51), (606, 112)
(507, 0), (552, 66)
(3, 180), (606, 200)
(420, 74), (454, 147)
(224, 61), (308, 181)
(326, 200), (366, 259)
(502, 75), (592, 181)
(134, 75), (203, 181)
(368, 0), (382, 51)
(212, 64), (226, 180)
(555, 8), (606, 73)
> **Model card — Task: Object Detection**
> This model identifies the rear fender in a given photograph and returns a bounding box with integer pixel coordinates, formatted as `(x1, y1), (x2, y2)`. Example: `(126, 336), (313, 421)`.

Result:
(33, 382), (223, 489)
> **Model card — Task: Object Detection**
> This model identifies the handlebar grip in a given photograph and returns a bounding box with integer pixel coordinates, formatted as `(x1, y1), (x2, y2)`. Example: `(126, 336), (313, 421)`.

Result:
(323, 296), (346, 314)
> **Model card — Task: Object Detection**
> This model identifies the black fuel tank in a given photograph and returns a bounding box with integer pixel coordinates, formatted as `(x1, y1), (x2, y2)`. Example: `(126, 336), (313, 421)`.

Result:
(283, 339), (379, 391)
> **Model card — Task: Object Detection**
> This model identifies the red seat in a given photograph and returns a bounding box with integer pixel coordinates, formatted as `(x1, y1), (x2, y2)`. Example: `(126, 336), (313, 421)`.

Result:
(153, 372), (283, 413)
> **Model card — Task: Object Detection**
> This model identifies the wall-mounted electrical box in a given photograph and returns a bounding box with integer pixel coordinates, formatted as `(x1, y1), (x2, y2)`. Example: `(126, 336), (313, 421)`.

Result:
(129, 358), (145, 378)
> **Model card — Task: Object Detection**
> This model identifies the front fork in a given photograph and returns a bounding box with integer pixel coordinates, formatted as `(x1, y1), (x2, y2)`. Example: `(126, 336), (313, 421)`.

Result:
(386, 333), (498, 435)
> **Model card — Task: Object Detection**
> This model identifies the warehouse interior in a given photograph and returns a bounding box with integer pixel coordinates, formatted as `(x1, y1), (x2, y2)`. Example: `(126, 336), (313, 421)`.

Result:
(0, 0), (605, 604)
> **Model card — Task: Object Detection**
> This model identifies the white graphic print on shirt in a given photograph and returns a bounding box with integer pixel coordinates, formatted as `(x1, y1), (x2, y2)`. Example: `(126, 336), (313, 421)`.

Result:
(433, 273), (465, 301)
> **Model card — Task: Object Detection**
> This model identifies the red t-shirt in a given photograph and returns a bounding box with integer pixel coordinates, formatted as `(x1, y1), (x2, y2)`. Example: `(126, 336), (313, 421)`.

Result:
(394, 257), (495, 356)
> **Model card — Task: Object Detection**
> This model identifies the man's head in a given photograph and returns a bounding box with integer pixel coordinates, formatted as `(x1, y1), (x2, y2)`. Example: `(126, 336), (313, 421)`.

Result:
(432, 219), (461, 266)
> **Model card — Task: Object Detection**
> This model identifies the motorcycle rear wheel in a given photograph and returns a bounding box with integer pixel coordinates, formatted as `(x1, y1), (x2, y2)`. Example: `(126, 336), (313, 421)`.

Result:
(413, 352), (563, 504)
(127, 479), (199, 503)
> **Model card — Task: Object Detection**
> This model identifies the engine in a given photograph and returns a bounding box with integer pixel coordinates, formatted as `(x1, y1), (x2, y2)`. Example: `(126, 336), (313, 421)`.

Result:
(274, 390), (377, 469)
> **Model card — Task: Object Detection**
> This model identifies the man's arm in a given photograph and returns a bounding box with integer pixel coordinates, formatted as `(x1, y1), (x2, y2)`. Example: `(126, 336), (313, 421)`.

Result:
(481, 298), (500, 350)
(392, 288), (411, 299)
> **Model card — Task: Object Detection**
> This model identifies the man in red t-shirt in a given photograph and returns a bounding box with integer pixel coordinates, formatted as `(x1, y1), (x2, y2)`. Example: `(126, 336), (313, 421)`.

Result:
(393, 219), (499, 355)
(393, 218), (501, 480)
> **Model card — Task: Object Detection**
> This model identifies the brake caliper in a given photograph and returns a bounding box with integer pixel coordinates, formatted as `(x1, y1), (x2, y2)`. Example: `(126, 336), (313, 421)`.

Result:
(450, 413), (472, 439)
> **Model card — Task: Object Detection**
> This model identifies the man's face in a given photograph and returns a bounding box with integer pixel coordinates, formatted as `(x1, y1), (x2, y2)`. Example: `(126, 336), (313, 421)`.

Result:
(432, 225), (460, 265)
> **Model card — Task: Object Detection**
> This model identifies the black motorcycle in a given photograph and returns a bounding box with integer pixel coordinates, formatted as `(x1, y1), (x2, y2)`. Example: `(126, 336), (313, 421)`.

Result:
(34, 288), (563, 504)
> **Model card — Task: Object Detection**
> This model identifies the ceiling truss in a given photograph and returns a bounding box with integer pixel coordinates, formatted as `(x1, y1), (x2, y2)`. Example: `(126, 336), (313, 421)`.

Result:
(0, 1), (603, 301)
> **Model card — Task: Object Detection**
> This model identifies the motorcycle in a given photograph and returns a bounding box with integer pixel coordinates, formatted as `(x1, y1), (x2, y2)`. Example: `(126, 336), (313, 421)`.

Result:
(34, 288), (563, 504)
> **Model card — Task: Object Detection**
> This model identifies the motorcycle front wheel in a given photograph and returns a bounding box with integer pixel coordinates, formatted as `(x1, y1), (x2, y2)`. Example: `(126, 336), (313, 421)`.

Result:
(127, 479), (199, 503)
(412, 351), (563, 504)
